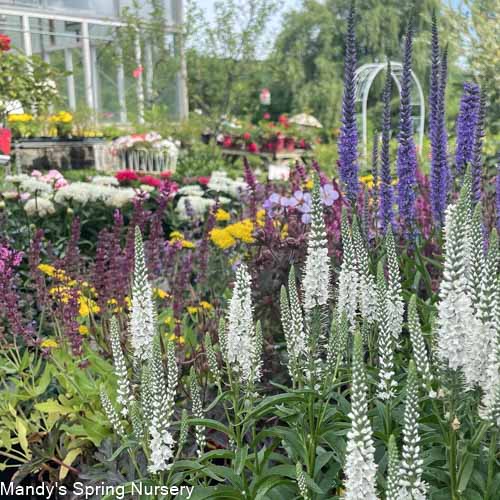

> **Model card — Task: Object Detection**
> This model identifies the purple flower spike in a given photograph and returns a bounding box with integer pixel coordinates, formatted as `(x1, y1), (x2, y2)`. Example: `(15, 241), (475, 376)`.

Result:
(429, 15), (449, 228)
(455, 81), (481, 177)
(396, 21), (418, 240)
(338, 1), (360, 203)
(378, 61), (395, 234)
(471, 90), (486, 203)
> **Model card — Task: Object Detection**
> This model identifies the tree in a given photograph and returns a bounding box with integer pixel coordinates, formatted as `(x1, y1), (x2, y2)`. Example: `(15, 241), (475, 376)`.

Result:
(185, 0), (278, 124)
(270, 0), (449, 130)
(448, 0), (499, 132)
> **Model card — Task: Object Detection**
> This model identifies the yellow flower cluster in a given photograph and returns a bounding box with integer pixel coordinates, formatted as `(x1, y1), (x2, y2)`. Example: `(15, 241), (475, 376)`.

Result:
(186, 301), (214, 314)
(210, 219), (255, 250)
(169, 231), (196, 249)
(168, 333), (185, 345)
(41, 339), (59, 349)
(215, 208), (231, 222)
(48, 111), (73, 123)
(40, 264), (100, 317)
(304, 179), (314, 190)
(154, 288), (170, 300)
(7, 113), (33, 123)
(359, 174), (398, 190)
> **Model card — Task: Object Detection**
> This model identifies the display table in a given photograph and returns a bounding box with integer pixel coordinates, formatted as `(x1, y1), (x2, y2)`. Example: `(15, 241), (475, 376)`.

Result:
(221, 148), (313, 166)
(13, 137), (113, 173)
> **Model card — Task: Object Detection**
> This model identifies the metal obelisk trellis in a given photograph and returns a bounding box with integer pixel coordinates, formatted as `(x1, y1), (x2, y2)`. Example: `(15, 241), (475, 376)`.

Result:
(354, 62), (425, 164)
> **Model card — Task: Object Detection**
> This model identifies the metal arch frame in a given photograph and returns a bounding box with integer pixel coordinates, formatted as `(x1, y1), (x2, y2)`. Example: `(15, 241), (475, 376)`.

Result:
(354, 61), (425, 162)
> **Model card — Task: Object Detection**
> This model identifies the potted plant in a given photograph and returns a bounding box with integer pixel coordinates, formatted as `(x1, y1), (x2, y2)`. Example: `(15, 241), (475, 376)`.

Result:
(48, 111), (73, 138)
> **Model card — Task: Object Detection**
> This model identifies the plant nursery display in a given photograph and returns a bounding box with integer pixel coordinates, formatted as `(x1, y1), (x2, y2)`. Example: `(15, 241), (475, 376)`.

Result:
(0, 2), (499, 500)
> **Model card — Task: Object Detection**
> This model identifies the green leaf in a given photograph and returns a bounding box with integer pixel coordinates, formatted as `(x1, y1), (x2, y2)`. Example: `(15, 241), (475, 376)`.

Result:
(34, 399), (73, 415)
(59, 447), (81, 480)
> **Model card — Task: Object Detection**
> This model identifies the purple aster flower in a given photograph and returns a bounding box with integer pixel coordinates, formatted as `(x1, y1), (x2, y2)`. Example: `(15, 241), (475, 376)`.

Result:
(396, 21), (418, 240)
(455, 81), (481, 177)
(338, 2), (360, 203)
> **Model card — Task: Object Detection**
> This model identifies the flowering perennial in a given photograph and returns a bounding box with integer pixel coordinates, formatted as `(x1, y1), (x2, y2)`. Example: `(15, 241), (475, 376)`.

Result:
(396, 22), (418, 239)
(344, 333), (379, 500)
(109, 317), (132, 416)
(397, 361), (427, 499)
(302, 176), (331, 311)
(379, 62), (395, 233)
(130, 227), (156, 360)
(225, 264), (260, 383)
(376, 264), (397, 401)
(338, 2), (360, 203)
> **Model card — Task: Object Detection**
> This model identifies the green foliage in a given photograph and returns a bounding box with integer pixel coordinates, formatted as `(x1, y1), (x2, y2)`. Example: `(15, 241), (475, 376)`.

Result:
(0, 51), (62, 123)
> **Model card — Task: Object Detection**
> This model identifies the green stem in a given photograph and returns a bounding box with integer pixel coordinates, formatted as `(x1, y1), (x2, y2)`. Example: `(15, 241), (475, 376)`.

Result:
(486, 430), (498, 499)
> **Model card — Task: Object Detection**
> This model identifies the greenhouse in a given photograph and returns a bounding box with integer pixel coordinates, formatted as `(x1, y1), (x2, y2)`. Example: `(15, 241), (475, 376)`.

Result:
(0, 0), (188, 122)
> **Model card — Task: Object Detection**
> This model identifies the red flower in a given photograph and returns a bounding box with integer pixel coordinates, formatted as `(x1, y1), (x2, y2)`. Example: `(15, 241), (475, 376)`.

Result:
(0, 128), (12, 155)
(263, 112), (271, 120)
(140, 175), (162, 188)
(0, 34), (11, 52)
(160, 170), (173, 178)
(223, 137), (232, 148)
(132, 65), (144, 79)
(243, 132), (251, 141)
(115, 170), (139, 183)
(278, 114), (288, 125)
(198, 176), (210, 185)
(247, 142), (259, 153)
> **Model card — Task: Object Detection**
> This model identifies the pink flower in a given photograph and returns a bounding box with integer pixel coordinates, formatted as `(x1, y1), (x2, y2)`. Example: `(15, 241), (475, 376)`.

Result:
(243, 132), (251, 141)
(263, 112), (271, 120)
(140, 175), (161, 188)
(116, 170), (139, 183)
(247, 142), (259, 153)
(160, 170), (173, 179)
(198, 176), (210, 185)
(31, 170), (42, 178)
(20, 192), (31, 201)
(54, 178), (69, 189)
(223, 137), (233, 148)
(133, 65), (144, 78)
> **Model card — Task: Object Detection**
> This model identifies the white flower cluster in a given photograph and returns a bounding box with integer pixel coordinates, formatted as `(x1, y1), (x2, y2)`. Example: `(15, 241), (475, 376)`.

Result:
(408, 296), (433, 389)
(109, 317), (132, 416)
(437, 175), (500, 420)
(190, 370), (206, 457)
(302, 178), (331, 311)
(337, 213), (360, 329)
(54, 182), (138, 208)
(344, 333), (379, 500)
(225, 264), (261, 383)
(385, 229), (404, 342)
(352, 219), (377, 322)
(101, 231), (180, 475)
(175, 195), (216, 221)
(396, 362), (427, 500)
(207, 171), (248, 199)
(280, 267), (307, 383)
(91, 175), (119, 186)
(129, 227), (156, 361)
(147, 337), (178, 473)
(24, 197), (56, 217)
(376, 264), (397, 401)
